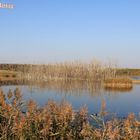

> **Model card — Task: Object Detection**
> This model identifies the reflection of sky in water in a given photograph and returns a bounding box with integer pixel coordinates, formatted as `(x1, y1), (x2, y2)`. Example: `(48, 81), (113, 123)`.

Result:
(131, 76), (140, 80)
(1, 84), (140, 118)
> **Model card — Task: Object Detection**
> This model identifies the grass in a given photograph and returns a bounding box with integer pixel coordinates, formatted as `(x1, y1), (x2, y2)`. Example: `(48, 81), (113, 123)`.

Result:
(104, 77), (133, 89)
(132, 80), (140, 84)
(0, 88), (140, 139)
(0, 70), (19, 81)
(0, 61), (117, 83)
(1, 63), (140, 88)
(20, 61), (117, 83)
(116, 68), (140, 76)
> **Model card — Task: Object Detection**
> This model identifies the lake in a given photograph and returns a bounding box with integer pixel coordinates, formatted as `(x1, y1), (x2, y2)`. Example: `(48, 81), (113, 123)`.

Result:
(131, 76), (140, 80)
(1, 80), (140, 118)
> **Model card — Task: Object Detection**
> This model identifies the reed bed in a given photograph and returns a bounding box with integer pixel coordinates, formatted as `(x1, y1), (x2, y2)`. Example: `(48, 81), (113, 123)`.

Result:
(104, 78), (133, 89)
(132, 80), (140, 84)
(0, 88), (140, 140)
(0, 70), (19, 82)
(19, 61), (117, 83)
(116, 68), (140, 76)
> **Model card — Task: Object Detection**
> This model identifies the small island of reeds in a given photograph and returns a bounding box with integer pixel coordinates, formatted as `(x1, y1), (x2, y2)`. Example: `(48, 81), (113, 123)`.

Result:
(104, 77), (133, 89)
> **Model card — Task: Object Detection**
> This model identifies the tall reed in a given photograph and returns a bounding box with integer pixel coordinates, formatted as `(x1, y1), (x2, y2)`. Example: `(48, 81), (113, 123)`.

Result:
(20, 60), (117, 83)
(0, 88), (140, 140)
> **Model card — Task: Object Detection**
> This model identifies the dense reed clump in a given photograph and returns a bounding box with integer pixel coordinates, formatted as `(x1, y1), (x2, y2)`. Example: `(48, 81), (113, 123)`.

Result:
(19, 60), (117, 83)
(0, 88), (140, 140)
(0, 70), (19, 82)
(104, 77), (133, 89)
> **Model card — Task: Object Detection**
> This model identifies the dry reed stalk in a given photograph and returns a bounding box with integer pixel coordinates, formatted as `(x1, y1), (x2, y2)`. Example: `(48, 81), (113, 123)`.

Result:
(104, 77), (133, 89)
(0, 88), (140, 139)
(20, 60), (117, 83)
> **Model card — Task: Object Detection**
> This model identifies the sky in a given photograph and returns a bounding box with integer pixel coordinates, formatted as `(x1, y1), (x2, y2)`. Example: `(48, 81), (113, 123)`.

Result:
(0, 0), (140, 68)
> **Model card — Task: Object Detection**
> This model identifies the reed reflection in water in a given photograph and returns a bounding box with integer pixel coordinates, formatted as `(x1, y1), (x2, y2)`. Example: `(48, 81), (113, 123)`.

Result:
(0, 79), (133, 97)
(1, 79), (139, 118)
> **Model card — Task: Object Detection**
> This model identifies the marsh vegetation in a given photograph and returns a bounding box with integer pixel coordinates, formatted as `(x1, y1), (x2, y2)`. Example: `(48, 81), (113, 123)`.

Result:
(0, 70), (19, 81)
(0, 88), (140, 140)
(0, 61), (117, 82)
(0, 62), (140, 139)
(104, 78), (133, 89)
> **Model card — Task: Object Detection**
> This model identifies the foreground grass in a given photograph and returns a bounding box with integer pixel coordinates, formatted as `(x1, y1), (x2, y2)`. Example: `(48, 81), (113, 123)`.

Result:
(0, 88), (140, 140)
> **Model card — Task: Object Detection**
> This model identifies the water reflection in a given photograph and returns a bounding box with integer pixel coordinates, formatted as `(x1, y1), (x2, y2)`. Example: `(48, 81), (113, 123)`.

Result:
(27, 80), (103, 97)
(0, 80), (133, 97)
(0, 80), (24, 86)
(131, 76), (140, 80)
(104, 87), (133, 93)
(1, 80), (140, 117)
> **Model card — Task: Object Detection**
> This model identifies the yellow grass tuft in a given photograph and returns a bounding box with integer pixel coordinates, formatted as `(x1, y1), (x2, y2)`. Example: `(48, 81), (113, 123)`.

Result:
(0, 70), (19, 81)
(104, 77), (133, 89)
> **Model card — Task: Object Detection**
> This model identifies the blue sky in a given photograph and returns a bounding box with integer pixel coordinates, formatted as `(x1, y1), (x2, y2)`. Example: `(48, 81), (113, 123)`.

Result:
(0, 0), (140, 68)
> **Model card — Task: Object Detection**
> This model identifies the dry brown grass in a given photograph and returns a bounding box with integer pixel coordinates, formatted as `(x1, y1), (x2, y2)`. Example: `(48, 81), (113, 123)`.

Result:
(0, 60), (117, 84)
(0, 70), (19, 81)
(20, 61), (117, 83)
(104, 77), (133, 89)
(132, 80), (140, 84)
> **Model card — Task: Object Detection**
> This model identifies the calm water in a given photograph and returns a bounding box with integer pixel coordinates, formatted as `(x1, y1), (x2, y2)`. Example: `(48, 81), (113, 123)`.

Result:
(131, 76), (140, 80)
(1, 81), (140, 118)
